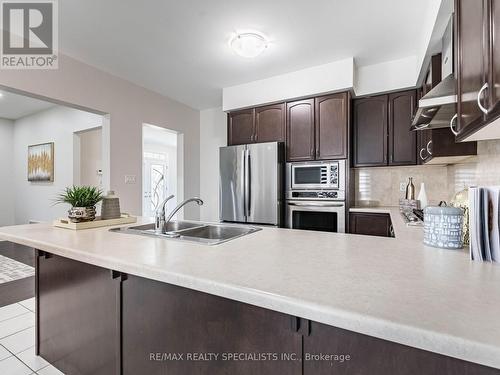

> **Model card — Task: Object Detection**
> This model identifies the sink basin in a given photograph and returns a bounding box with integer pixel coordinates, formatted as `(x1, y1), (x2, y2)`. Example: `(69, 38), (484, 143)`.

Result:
(110, 221), (261, 245)
(128, 221), (203, 233)
(178, 225), (260, 244)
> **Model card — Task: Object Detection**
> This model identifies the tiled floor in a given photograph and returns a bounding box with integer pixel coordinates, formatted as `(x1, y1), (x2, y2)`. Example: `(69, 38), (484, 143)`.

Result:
(0, 298), (64, 375)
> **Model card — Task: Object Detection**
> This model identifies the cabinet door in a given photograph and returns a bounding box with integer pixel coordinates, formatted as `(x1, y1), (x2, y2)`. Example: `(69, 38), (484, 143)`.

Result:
(353, 95), (388, 167)
(286, 99), (315, 161)
(228, 109), (255, 145)
(388, 90), (417, 166)
(456, 0), (488, 135)
(489, 0), (500, 116)
(36, 252), (120, 375)
(349, 212), (392, 237)
(122, 275), (302, 375)
(303, 321), (499, 375)
(315, 93), (348, 160)
(417, 129), (433, 164)
(255, 103), (285, 143)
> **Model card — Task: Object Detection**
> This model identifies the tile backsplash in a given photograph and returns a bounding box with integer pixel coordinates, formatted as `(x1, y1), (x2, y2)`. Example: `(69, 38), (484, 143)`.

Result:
(354, 165), (448, 207)
(354, 139), (500, 207)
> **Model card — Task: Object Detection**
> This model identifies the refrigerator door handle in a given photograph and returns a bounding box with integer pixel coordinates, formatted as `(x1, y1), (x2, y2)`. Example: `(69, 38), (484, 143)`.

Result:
(242, 148), (247, 218)
(246, 150), (251, 217)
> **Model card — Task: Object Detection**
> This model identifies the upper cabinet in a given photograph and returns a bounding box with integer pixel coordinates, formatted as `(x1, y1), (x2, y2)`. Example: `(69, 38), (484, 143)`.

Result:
(286, 99), (315, 161)
(353, 90), (417, 167)
(353, 95), (388, 167)
(455, 0), (487, 136)
(228, 104), (285, 146)
(287, 93), (349, 162)
(455, 0), (500, 140)
(315, 93), (349, 160)
(388, 90), (417, 165)
(228, 109), (255, 145)
(227, 92), (349, 162)
(255, 104), (286, 143)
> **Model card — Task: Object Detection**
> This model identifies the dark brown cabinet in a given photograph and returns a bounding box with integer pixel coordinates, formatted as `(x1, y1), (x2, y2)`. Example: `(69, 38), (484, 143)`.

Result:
(388, 90), (417, 165)
(455, 0), (500, 140)
(228, 104), (285, 146)
(315, 93), (349, 160)
(122, 274), (302, 375)
(418, 128), (477, 163)
(349, 212), (393, 237)
(255, 103), (286, 143)
(303, 321), (499, 375)
(353, 95), (389, 167)
(228, 109), (255, 145)
(36, 251), (499, 375)
(36, 251), (120, 375)
(353, 90), (417, 167)
(228, 92), (349, 162)
(286, 99), (315, 161)
(455, 0), (488, 137)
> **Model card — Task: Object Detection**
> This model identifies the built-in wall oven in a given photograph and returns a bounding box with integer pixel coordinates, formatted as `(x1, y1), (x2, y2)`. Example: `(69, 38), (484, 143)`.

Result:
(286, 160), (346, 233)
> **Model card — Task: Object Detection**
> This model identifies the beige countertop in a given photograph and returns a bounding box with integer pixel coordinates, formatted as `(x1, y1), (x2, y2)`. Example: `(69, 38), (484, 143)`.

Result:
(0, 211), (499, 369)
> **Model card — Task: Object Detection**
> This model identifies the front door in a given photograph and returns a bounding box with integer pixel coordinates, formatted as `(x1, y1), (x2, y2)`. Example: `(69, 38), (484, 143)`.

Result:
(143, 156), (168, 218)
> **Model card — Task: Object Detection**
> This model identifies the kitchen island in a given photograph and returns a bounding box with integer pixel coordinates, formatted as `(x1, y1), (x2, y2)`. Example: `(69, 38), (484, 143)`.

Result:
(0, 210), (499, 375)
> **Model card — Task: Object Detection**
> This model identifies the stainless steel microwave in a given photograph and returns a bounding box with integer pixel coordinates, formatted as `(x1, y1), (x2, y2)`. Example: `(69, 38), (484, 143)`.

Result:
(287, 160), (346, 190)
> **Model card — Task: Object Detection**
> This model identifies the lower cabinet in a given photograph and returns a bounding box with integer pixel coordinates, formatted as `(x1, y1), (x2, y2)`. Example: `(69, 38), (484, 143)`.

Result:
(349, 212), (393, 237)
(122, 274), (302, 375)
(36, 251), (120, 375)
(303, 321), (500, 375)
(36, 251), (499, 375)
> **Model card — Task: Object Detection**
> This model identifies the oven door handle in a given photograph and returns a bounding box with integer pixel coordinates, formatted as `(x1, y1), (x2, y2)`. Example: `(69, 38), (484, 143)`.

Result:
(287, 202), (344, 208)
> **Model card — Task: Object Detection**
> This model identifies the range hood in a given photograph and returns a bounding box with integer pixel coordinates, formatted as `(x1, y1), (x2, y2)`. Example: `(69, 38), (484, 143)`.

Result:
(411, 16), (456, 131)
(410, 74), (457, 131)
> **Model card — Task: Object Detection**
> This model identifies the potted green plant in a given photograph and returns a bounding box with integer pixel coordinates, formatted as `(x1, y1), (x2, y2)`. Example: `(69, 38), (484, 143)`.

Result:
(55, 186), (103, 223)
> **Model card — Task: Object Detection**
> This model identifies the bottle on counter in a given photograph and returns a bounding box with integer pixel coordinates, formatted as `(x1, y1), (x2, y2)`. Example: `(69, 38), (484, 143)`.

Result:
(405, 177), (415, 200)
(417, 182), (428, 209)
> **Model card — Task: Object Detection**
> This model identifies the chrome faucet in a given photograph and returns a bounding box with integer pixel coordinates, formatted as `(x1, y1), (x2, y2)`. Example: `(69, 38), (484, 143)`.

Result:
(164, 198), (204, 230)
(155, 194), (175, 234)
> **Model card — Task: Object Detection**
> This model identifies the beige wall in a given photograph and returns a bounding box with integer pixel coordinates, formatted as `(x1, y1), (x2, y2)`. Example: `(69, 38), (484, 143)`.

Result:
(0, 119), (15, 226)
(0, 54), (200, 219)
(199, 107), (227, 222)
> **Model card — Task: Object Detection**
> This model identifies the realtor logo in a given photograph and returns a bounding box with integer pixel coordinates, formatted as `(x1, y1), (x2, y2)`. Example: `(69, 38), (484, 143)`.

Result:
(1, 0), (58, 69)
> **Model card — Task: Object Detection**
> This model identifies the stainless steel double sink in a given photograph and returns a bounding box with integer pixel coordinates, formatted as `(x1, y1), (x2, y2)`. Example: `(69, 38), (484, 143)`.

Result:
(110, 221), (261, 245)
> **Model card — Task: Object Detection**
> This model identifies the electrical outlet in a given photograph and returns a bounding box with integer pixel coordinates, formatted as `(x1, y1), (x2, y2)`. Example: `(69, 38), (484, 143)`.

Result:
(125, 175), (136, 184)
(400, 182), (406, 192)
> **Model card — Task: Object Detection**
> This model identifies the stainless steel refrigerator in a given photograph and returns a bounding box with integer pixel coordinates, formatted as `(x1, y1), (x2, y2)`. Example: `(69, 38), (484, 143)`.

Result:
(220, 142), (284, 226)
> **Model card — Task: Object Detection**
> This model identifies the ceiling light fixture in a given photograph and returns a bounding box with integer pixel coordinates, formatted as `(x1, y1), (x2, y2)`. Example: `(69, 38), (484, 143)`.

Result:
(230, 32), (269, 58)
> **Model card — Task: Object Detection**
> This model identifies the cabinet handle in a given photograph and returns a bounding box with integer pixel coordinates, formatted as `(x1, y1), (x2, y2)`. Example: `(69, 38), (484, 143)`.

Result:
(419, 148), (427, 161)
(426, 140), (433, 155)
(310, 147), (314, 157)
(450, 113), (459, 136)
(414, 123), (430, 130)
(110, 270), (127, 281)
(477, 82), (489, 114)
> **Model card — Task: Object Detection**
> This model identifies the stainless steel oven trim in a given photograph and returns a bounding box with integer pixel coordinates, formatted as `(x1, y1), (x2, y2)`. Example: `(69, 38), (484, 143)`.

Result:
(287, 160), (346, 191)
(286, 200), (346, 233)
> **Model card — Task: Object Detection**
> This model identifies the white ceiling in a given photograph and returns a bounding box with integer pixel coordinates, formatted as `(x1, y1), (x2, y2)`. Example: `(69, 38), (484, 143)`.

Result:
(0, 91), (55, 120)
(60, 0), (435, 109)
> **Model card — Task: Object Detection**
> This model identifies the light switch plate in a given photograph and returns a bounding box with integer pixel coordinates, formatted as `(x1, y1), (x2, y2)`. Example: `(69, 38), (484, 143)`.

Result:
(400, 182), (406, 192)
(125, 175), (136, 184)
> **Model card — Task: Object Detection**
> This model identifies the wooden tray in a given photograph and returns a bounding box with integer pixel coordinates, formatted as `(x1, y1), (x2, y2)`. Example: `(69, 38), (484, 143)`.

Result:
(53, 214), (137, 230)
